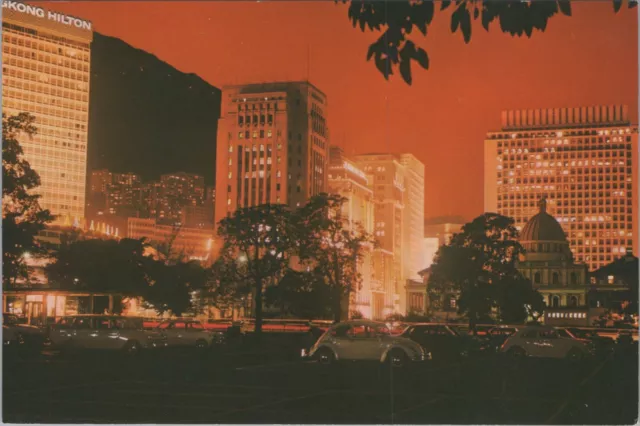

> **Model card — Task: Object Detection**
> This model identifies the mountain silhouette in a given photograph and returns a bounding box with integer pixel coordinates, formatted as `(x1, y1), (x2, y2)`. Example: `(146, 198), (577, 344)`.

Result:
(88, 32), (221, 184)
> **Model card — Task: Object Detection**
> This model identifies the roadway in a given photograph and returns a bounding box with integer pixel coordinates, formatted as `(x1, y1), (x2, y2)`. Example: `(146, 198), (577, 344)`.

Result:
(3, 343), (638, 424)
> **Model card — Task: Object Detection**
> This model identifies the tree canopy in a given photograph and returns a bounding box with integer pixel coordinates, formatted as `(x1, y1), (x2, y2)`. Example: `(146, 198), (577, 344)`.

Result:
(429, 213), (543, 329)
(2, 113), (53, 286)
(344, 0), (637, 84)
(294, 193), (375, 322)
(216, 204), (295, 333)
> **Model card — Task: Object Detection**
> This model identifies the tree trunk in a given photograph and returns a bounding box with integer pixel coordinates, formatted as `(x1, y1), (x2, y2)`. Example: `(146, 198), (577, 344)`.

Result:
(332, 286), (342, 323)
(254, 279), (263, 335)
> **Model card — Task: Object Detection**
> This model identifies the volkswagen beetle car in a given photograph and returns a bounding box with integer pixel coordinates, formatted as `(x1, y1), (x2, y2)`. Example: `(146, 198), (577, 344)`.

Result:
(306, 320), (428, 368)
(500, 325), (594, 360)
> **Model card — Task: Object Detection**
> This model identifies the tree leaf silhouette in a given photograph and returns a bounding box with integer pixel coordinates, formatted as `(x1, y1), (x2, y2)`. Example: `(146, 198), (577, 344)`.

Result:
(557, 0), (572, 16)
(345, 0), (625, 84)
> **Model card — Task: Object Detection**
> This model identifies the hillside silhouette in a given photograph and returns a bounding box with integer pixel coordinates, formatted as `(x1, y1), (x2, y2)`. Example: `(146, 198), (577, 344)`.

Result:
(88, 33), (221, 184)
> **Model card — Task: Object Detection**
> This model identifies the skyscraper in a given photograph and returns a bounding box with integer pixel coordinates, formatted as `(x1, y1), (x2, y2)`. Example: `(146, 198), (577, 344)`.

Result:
(214, 81), (328, 225)
(327, 146), (376, 318)
(353, 153), (407, 314)
(484, 105), (638, 270)
(398, 153), (425, 282)
(2, 2), (92, 225)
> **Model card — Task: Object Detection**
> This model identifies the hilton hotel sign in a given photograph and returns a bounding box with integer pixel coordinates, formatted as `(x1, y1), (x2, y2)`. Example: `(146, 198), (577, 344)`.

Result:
(2, 0), (92, 31)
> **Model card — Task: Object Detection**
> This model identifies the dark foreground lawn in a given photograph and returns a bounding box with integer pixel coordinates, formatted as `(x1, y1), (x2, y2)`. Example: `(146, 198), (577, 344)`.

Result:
(3, 337), (638, 424)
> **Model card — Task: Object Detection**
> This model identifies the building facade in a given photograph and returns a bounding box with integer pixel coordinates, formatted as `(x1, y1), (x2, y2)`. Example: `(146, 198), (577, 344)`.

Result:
(484, 105), (638, 271)
(2, 3), (93, 225)
(423, 220), (464, 270)
(398, 154), (425, 282)
(215, 81), (328, 225)
(517, 198), (589, 311)
(327, 146), (378, 318)
(353, 153), (406, 314)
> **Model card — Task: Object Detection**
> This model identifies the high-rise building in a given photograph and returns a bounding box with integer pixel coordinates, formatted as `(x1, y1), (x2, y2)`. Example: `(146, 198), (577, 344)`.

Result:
(484, 105), (638, 271)
(353, 153), (406, 314)
(327, 146), (377, 318)
(2, 2), (92, 225)
(157, 172), (205, 225)
(423, 220), (464, 269)
(398, 154), (425, 282)
(215, 81), (328, 225)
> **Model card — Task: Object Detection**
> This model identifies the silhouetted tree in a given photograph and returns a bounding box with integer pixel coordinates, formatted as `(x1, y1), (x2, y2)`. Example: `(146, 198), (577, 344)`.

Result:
(3, 113), (54, 286)
(344, 0), (636, 84)
(429, 213), (543, 332)
(144, 259), (207, 316)
(46, 237), (204, 316)
(295, 194), (375, 323)
(216, 204), (294, 334)
(265, 270), (333, 320)
(46, 238), (150, 295)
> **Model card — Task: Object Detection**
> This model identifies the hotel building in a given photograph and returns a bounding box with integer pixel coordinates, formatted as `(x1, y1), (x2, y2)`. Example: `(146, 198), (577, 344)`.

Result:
(214, 81), (328, 225)
(2, 3), (92, 225)
(484, 106), (638, 271)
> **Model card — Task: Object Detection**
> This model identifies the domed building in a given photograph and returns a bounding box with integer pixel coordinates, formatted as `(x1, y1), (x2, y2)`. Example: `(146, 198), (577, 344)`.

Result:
(517, 198), (589, 321)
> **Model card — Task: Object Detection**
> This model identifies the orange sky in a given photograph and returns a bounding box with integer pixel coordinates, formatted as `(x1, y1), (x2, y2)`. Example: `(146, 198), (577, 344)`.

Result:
(43, 1), (638, 221)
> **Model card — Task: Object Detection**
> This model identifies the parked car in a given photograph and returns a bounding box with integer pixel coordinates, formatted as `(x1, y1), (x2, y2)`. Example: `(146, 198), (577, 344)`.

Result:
(156, 319), (225, 348)
(3, 313), (46, 353)
(483, 326), (519, 353)
(400, 323), (489, 361)
(47, 315), (167, 355)
(500, 326), (594, 360)
(306, 320), (428, 368)
(562, 328), (615, 355)
(616, 330), (636, 346)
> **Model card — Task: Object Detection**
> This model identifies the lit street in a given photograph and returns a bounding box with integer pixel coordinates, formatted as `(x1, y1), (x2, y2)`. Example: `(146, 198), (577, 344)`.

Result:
(4, 341), (638, 424)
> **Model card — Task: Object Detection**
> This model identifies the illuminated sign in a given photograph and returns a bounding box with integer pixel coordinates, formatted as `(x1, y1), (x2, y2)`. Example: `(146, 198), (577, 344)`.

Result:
(547, 312), (587, 319)
(2, 1), (92, 31)
(343, 161), (367, 183)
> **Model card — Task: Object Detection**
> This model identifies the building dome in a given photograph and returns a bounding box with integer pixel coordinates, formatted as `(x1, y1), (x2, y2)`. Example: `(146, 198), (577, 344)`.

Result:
(519, 198), (572, 261)
(520, 198), (567, 243)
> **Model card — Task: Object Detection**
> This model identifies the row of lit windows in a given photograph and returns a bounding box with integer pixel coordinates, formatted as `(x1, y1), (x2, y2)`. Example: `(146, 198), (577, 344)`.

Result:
(3, 47), (90, 77)
(547, 312), (587, 319)
(498, 190), (631, 200)
(2, 24), (91, 51)
(3, 62), (89, 88)
(4, 103), (87, 132)
(2, 39), (89, 64)
(497, 139), (633, 152)
(3, 67), (89, 97)
(2, 89), (88, 115)
(492, 127), (633, 141)
(3, 81), (88, 113)
(3, 89), (88, 117)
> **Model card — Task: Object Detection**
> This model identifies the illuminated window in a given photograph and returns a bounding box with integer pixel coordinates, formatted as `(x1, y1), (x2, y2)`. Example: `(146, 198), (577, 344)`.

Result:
(608, 275), (614, 284)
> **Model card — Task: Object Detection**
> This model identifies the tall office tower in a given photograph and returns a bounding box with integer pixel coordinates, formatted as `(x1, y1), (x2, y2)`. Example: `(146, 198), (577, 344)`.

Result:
(398, 154), (425, 282)
(484, 106), (638, 271)
(2, 3), (92, 225)
(215, 81), (328, 225)
(327, 146), (376, 318)
(353, 154), (406, 314)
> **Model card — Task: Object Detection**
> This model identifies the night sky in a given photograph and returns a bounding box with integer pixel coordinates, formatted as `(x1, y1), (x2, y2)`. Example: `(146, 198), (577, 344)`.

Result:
(40, 1), (638, 221)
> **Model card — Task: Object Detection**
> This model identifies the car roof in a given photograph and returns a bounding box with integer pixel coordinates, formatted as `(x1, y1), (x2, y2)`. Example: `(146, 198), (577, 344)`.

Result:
(333, 320), (387, 327)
